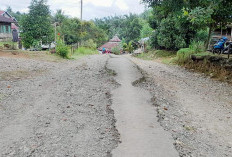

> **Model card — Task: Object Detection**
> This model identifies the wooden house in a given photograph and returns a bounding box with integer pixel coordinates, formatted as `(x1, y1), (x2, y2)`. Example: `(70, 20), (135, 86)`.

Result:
(0, 15), (15, 41)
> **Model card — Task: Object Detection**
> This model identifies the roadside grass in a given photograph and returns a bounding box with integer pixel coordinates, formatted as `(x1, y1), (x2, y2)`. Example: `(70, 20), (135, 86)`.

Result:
(135, 48), (232, 83)
(136, 50), (176, 64)
(71, 47), (99, 59)
(0, 41), (14, 47)
(0, 50), (64, 62)
(184, 59), (232, 83)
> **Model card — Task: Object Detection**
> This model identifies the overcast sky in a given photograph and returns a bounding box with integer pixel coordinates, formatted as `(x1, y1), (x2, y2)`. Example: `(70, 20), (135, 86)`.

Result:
(0, 0), (145, 20)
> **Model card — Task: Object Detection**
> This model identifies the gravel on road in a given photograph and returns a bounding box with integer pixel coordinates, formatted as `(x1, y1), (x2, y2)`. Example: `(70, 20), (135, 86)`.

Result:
(130, 55), (232, 157)
(0, 55), (119, 157)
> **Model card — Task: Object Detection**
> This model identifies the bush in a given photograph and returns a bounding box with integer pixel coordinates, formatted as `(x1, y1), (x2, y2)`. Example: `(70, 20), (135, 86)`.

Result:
(189, 41), (206, 53)
(111, 46), (121, 55)
(156, 16), (187, 50)
(75, 47), (98, 55)
(56, 39), (69, 58)
(149, 31), (160, 49)
(175, 48), (195, 64)
(81, 39), (97, 49)
(193, 29), (208, 43)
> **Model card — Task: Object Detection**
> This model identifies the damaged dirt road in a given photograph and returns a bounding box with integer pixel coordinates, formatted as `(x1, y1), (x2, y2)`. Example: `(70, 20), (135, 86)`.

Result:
(130, 56), (232, 157)
(0, 55), (119, 156)
(0, 53), (232, 157)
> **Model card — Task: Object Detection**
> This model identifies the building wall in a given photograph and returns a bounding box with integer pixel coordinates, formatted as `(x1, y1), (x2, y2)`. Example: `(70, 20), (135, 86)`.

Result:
(0, 22), (12, 41)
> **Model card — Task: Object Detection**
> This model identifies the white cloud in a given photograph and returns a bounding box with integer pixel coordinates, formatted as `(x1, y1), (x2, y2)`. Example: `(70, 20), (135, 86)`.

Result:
(115, 0), (129, 10)
(0, 0), (145, 20)
(84, 0), (114, 7)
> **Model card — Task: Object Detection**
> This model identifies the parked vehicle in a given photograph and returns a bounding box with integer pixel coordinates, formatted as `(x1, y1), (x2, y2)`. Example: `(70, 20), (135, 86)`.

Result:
(212, 37), (228, 54)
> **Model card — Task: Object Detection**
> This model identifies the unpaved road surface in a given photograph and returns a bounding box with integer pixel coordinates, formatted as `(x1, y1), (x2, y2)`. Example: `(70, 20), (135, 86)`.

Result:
(0, 55), (119, 156)
(1, 53), (232, 157)
(108, 55), (178, 157)
(130, 56), (232, 157)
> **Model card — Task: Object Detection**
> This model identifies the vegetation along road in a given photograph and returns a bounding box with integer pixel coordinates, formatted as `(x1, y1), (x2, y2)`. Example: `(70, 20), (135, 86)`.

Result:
(0, 52), (231, 156)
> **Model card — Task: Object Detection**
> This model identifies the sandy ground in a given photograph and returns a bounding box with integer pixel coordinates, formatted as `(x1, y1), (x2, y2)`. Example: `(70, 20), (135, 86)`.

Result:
(0, 54), (119, 157)
(130, 55), (232, 157)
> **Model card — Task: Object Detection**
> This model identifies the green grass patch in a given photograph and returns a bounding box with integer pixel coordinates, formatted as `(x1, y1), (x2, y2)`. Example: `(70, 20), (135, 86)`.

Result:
(174, 48), (195, 64)
(72, 47), (98, 59)
(155, 50), (176, 58)
(193, 52), (213, 57)
(136, 50), (176, 64)
(0, 41), (14, 47)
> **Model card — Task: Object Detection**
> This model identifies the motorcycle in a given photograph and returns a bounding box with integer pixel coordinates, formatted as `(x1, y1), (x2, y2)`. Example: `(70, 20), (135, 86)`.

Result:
(212, 37), (228, 54)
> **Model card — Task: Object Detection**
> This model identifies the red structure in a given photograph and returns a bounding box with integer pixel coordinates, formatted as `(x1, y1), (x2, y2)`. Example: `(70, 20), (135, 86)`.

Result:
(98, 36), (121, 53)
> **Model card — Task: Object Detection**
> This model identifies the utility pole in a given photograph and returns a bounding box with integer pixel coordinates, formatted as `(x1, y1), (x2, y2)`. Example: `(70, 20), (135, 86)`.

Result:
(81, 0), (83, 20)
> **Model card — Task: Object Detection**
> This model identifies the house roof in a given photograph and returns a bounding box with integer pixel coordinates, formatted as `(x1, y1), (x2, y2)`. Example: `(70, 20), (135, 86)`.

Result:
(98, 42), (120, 51)
(98, 36), (122, 51)
(0, 10), (5, 15)
(0, 15), (15, 23)
(109, 36), (121, 42)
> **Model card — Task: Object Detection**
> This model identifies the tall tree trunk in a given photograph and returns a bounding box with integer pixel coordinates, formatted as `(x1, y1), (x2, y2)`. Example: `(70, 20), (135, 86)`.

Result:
(221, 22), (223, 37)
(206, 25), (213, 50)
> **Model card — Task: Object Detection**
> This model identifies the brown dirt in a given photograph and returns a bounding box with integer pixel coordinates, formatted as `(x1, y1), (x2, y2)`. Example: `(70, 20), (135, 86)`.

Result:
(0, 50), (63, 62)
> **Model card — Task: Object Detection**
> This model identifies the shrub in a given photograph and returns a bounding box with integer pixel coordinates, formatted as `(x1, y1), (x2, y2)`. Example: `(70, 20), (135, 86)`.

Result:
(193, 29), (208, 43)
(111, 46), (121, 55)
(75, 47), (98, 55)
(175, 48), (195, 64)
(56, 39), (69, 58)
(149, 31), (160, 49)
(189, 41), (206, 53)
(81, 39), (97, 49)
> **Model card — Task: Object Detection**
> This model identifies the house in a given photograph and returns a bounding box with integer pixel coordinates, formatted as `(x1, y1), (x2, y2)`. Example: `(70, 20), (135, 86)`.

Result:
(0, 15), (16, 41)
(98, 36), (122, 53)
(0, 10), (19, 32)
(0, 10), (19, 42)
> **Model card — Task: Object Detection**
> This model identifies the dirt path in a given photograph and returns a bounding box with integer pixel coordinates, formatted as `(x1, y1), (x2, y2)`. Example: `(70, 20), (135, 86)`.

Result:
(107, 55), (178, 157)
(0, 55), (119, 157)
(130, 55), (232, 157)
(1, 52), (232, 157)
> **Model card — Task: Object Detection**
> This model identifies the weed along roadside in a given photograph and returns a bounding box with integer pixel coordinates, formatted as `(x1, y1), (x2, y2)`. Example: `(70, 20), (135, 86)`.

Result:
(135, 47), (232, 84)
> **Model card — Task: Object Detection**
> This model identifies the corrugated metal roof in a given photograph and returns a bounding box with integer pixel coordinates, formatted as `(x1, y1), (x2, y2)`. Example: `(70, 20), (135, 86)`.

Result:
(0, 15), (15, 23)
(0, 10), (5, 15)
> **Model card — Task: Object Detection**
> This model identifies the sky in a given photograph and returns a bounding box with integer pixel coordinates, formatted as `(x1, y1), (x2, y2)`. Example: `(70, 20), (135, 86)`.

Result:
(0, 0), (146, 20)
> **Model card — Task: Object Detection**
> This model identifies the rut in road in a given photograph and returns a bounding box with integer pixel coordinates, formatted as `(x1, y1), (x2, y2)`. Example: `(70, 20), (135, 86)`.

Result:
(107, 55), (178, 157)
(0, 55), (119, 157)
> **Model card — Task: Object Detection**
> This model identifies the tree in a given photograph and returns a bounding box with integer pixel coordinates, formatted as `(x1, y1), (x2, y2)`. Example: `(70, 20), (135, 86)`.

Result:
(20, 0), (53, 48)
(140, 22), (153, 38)
(143, 0), (232, 49)
(53, 9), (66, 24)
(59, 18), (82, 45)
(94, 14), (143, 44)
(80, 21), (108, 47)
